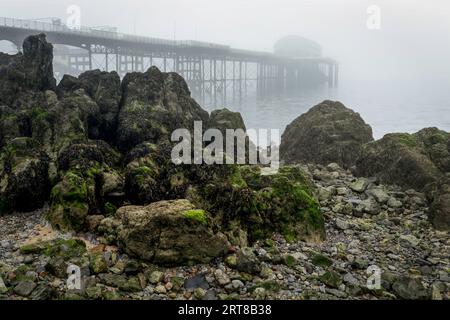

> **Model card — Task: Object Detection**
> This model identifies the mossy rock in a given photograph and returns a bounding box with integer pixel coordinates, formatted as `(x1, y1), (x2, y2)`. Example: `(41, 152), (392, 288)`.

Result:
(47, 171), (95, 231)
(311, 253), (333, 267)
(320, 271), (343, 289)
(183, 209), (208, 225)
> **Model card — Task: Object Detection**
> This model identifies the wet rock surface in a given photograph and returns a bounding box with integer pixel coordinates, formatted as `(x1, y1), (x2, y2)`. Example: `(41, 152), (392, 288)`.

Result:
(280, 100), (374, 169)
(0, 164), (448, 300)
(0, 35), (449, 300)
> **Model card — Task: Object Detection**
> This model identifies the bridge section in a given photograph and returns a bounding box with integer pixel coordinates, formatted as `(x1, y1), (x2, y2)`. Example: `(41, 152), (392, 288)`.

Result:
(0, 17), (338, 107)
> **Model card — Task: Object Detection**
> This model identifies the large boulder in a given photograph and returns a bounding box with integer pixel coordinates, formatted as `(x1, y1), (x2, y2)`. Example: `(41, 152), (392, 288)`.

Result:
(0, 34), (55, 107)
(121, 141), (325, 245)
(116, 199), (229, 266)
(57, 70), (121, 142)
(280, 101), (373, 168)
(117, 66), (209, 151)
(0, 137), (50, 213)
(47, 141), (122, 231)
(355, 128), (449, 191)
(209, 108), (246, 133)
(426, 175), (450, 230)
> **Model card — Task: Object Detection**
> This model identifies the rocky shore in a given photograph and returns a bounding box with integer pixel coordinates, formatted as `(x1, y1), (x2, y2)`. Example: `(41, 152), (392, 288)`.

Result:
(0, 164), (448, 300)
(0, 34), (449, 300)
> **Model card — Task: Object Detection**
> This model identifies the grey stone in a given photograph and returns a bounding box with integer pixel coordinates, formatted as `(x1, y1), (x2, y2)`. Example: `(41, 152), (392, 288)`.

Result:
(367, 188), (390, 204)
(14, 281), (37, 297)
(350, 178), (369, 193)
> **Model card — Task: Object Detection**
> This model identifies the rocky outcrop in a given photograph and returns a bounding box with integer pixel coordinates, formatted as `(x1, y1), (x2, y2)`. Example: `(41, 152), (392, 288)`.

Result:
(57, 70), (121, 142)
(355, 128), (450, 191)
(354, 128), (450, 229)
(209, 108), (246, 133)
(116, 67), (208, 151)
(0, 33), (55, 107)
(0, 137), (50, 213)
(426, 175), (450, 230)
(0, 35), (325, 254)
(280, 101), (374, 169)
(120, 141), (325, 245)
(116, 199), (229, 266)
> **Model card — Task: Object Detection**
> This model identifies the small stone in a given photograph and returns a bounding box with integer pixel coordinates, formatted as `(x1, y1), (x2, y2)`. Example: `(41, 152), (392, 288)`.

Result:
(154, 284), (167, 294)
(184, 274), (209, 290)
(89, 253), (108, 274)
(351, 258), (369, 270)
(343, 273), (359, 286)
(320, 271), (343, 289)
(0, 276), (8, 294)
(85, 286), (103, 300)
(431, 283), (443, 300)
(30, 284), (55, 300)
(231, 280), (244, 290)
(387, 197), (402, 208)
(392, 276), (428, 300)
(194, 287), (206, 300)
(214, 269), (231, 286)
(260, 266), (273, 279)
(357, 198), (380, 215)
(335, 218), (350, 230)
(86, 215), (105, 232)
(283, 254), (297, 267)
(1, 240), (11, 249)
(168, 292), (177, 299)
(336, 187), (348, 196)
(204, 289), (218, 300)
(350, 178), (369, 193)
(311, 253), (333, 267)
(14, 281), (37, 297)
(252, 287), (266, 299)
(326, 288), (347, 298)
(149, 271), (164, 284)
(367, 188), (390, 204)
(327, 163), (342, 171)
(171, 276), (185, 292)
(224, 254), (237, 268)
(399, 234), (420, 247)
(236, 248), (261, 274)
(165, 282), (173, 291)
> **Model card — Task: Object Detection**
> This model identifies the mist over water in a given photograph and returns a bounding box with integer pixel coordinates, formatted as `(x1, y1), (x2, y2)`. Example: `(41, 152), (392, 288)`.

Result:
(2, 0), (449, 140)
(221, 75), (450, 141)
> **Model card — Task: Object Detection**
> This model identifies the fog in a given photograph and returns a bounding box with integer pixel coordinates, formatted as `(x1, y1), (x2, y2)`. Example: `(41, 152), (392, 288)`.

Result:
(1, 0), (450, 136)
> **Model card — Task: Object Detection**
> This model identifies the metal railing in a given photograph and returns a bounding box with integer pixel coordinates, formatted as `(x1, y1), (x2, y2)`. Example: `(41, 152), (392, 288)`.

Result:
(0, 16), (180, 48)
(0, 16), (336, 64)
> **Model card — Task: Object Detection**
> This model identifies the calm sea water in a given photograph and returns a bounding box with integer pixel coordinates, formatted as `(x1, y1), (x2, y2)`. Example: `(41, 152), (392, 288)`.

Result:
(204, 79), (450, 141)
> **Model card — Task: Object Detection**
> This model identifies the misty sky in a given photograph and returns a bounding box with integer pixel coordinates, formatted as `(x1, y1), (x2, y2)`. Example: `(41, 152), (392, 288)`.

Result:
(2, 0), (450, 98)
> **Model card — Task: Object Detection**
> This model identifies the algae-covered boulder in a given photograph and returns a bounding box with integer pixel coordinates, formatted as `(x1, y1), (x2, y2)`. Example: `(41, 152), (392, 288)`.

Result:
(280, 101), (373, 168)
(209, 108), (246, 133)
(426, 175), (450, 230)
(121, 141), (325, 244)
(117, 66), (208, 151)
(0, 137), (50, 213)
(116, 199), (229, 266)
(414, 127), (450, 173)
(355, 128), (449, 191)
(0, 34), (55, 107)
(57, 70), (121, 142)
(47, 141), (122, 231)
(194, 165), (326, 243)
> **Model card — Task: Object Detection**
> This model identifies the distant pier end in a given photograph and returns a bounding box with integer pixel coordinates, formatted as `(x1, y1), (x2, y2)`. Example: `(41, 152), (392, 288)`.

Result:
(0, 17), (338, 106)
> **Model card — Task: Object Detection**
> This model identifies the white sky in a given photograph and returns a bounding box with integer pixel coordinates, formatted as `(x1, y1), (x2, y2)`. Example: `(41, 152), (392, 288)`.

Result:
(1, 0), (450, 90)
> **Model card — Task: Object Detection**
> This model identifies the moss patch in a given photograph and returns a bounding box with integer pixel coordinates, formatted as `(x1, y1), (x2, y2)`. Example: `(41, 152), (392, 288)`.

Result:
(311, 253), (333, 267)
(20, 238), (86, 260)
(397, 133), (417, 148)
(183, 209), (208, 225)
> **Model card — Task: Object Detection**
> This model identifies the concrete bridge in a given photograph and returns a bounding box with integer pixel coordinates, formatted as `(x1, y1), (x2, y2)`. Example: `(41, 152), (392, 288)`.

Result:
(0, 17), (338, 106)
